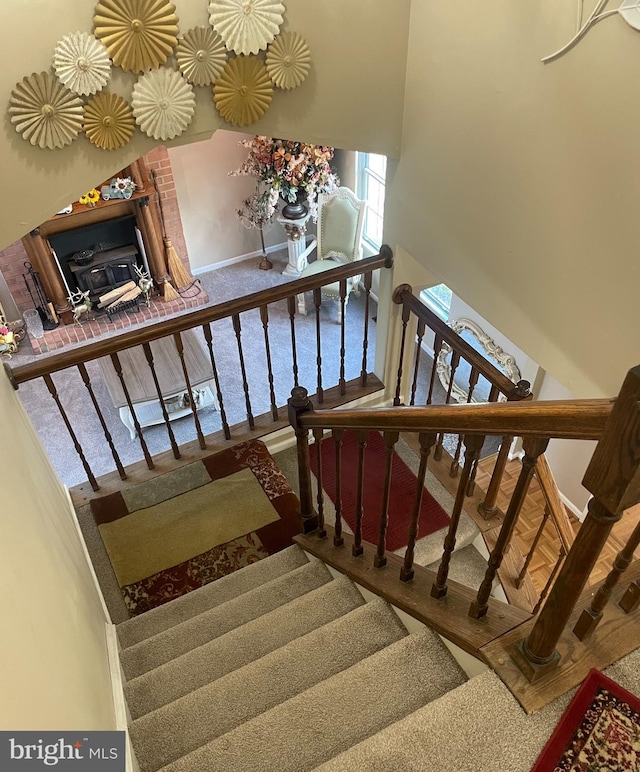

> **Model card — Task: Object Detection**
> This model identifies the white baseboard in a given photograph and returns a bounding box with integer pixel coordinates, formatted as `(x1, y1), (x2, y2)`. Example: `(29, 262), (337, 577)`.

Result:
(560, 491), (586, 521)
(191, 242), (288, 275)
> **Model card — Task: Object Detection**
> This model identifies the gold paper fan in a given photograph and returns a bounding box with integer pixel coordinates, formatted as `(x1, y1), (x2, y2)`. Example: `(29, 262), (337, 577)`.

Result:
(208, 0), (284, 55)
(214, 55), (272, 126)
(94, 0), (179, 73)
(9, 72), (84, 149)
(53, 31), (111, 95)
(176, 26), (227, 86)
(84, 92), (135, 149)
(266, 31), (311, 90)
(131, 67), (195, 140)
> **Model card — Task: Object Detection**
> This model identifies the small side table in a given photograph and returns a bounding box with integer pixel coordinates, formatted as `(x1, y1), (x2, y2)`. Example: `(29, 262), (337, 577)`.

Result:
(278, 212), (312, 277)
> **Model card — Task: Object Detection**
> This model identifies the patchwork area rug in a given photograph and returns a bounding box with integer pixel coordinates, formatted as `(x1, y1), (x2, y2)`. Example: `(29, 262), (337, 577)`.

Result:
(91, 440), (300, 616)
(310, 430), (450, 551)
(531, 668), (640, 771)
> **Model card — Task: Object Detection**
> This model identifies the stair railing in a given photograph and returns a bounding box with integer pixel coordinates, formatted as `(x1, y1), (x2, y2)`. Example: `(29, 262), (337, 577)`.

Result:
(288, 366), (640, 681)
(515, 456), (575, 607)
(391, 284), (534, 518)
(5, 248), (393, 491)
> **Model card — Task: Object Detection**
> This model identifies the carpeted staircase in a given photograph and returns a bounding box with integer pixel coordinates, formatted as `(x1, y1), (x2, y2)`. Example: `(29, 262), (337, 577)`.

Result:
(117, 545), (469, 772)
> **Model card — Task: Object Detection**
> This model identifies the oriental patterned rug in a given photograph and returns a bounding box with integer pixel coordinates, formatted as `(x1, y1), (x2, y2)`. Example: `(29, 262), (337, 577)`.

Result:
(531, 668), (640, 771)
(91, 440), (300, 616)
(310, 430), (450, 552)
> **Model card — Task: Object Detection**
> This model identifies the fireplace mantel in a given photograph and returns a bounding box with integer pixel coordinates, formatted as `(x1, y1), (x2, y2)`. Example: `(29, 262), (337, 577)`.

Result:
(22, 159), (168, 324)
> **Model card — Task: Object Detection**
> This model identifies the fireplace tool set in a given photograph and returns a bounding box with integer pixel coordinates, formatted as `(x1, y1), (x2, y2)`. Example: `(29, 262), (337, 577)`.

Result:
(22, 262), (59, 330)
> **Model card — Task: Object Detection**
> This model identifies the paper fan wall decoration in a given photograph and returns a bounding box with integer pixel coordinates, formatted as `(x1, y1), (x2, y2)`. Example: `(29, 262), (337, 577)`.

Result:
(176, 26), (227, 86)
(266, 30), (310, 89)
(9, 72), (84, 149)
(94, 0), (179, 73)
(84, 92), (135, 149)
(131, 67), (195, 140)
(214, 55), (273, 126)
(53, 32), (111, 96)
(208, 0), (285, 55)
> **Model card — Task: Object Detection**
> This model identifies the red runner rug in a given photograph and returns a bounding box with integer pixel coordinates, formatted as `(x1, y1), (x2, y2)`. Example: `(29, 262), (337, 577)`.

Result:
(310, 430), (450, 551)
(91, 440), (300, 616)
(531, 668), (640, 771)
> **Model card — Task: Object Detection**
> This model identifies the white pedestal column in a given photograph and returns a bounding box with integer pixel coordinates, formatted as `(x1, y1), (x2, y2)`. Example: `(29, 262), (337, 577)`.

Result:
(278, 213), (312, 277)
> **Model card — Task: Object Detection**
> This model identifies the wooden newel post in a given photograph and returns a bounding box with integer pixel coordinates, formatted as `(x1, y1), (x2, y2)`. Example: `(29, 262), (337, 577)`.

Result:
(512, 364), (640, 681)
(288, 386), (318, 534)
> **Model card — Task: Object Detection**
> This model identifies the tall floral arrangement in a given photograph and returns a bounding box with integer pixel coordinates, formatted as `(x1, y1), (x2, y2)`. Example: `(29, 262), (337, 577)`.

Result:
(231, 136), (340, 215)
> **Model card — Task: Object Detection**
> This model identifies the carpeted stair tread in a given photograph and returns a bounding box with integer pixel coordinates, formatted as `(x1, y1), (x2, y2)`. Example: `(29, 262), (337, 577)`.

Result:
(156, 628), (467, 772)
(426, 543), (494, 592)
(120, 559), (331, 680)
(395, 511), (479, 569)
(313, 669), (570, 772)
(131, 599), (408, 771)
(125, 576), (365, 719)
(117, 545), (308, 649)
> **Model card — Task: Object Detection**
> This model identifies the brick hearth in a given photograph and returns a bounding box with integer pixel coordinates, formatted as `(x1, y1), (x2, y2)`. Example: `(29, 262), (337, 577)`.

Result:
(28, 289), (209, 355)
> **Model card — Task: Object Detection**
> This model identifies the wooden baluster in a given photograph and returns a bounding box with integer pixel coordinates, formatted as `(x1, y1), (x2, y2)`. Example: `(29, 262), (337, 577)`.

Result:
(141, 342), (180, 459)
(409, 318), (426, 407)
(469, 436), (549, 619)
(450, 366), (480, 477)
(312, 428), (327, 539)
(110, 352), (154, 470)
(513, 365), (640, 681)
(287, 297), (300, 389)
(77, 363), (127, 479)
(434, 350), (460, 461)
(619, 578), (640, 614)
(232, 313), (255, 429)
(425, 333), (443, 406)
(360, 271), (372, 387)
(44, 373), (99, 490)
(515, 506), (551, 589)
(287, 387), (317, 534)
(173, 331), (206, 450)
(260, 305), (279, 421)
(532, 547), (566, 615)
(478, 381), (532, 517)
(314, 288), (323, 404)
(574, 518), (640, 639)
(202, 323), (231, 440)
(374, 431), (400, 568)
(353, 430), (368, 557)
(401, 432), (437, 582)
(339, 279), (347, 395)
(431, 434), (485, 598)
(333, 429), (345, 547)
(393, 303), (411, 406)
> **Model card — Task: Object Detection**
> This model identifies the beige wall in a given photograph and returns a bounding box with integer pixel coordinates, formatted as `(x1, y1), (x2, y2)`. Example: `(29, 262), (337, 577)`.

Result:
(0, 0), (410, 251)
(169, 132), (287, 270)
(0, 373), (115, 730)
(386, 1), (640, 398)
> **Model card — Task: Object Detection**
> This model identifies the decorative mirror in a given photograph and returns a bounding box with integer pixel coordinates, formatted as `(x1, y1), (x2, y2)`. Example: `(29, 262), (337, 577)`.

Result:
(436, 318), (521, 403)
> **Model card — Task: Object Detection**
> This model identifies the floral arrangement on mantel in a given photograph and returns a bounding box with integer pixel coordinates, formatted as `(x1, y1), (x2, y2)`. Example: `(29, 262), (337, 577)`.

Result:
(231, 136), (340, 219)
(78, 188), (101, 207)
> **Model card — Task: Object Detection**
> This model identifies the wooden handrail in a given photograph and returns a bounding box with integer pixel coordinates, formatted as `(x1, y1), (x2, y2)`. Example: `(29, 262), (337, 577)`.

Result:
(7, 247), (393, 387)
(396, 287), (516, 397)
(534, 455), (575, 553)
(298, 399), (613, 440)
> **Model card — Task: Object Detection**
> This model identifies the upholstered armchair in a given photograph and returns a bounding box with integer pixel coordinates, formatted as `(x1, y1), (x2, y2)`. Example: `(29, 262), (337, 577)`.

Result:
(296, 187), (366, 322)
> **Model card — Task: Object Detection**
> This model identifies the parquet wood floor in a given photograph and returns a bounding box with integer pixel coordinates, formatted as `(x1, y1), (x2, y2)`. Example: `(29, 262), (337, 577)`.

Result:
(474, 455), (640, 595)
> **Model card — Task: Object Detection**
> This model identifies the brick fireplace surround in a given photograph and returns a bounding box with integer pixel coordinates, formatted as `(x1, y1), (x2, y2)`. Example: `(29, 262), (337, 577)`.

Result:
(0, 146), (208, 355)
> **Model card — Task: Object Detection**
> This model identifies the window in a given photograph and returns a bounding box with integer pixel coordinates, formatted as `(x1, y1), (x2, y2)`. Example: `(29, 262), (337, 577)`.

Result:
(356, 152), (387, 250)
(420, 283), (452, 321)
